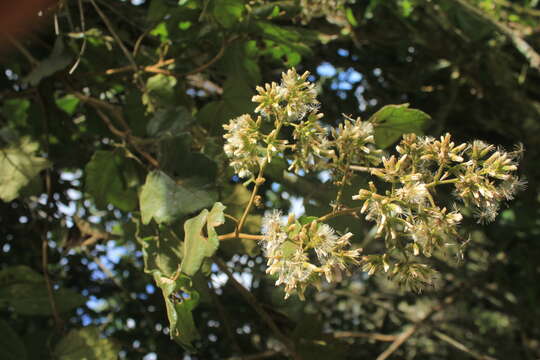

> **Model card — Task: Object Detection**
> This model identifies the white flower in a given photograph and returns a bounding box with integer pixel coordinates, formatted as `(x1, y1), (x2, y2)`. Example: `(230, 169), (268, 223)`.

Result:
(223, 114), (264, 177)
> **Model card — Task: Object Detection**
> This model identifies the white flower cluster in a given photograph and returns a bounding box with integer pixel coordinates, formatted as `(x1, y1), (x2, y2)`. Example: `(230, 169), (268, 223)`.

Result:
(222, 69), (523, 296)
(331, 115), (382, 168)
(260, 211), (361, 299)
(253, 68), (319, 122)
(223, 114), (264, 178)
(353, 133), (524, 291)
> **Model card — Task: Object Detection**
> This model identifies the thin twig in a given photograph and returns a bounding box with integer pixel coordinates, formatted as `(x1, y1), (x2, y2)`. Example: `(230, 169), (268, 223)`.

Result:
(214, 258), (300, 359)
(36, 90), (63, 330)
(433, 330), (497, 360)
(450, 0), (540, 71)
(90, 0), (137, 70)
(349, 165), (379, 173)
(218, 232), (264, 241)
(317, 207), (362, 223)
(69, 0), (87, 74)
(89, 0), (145, 89)
(333, 331), (397, 342)
(72, 92), (160, 168)
(376, 296), (455, 360)
(237, 168), (266, 235)
(5, 34), (38, 66)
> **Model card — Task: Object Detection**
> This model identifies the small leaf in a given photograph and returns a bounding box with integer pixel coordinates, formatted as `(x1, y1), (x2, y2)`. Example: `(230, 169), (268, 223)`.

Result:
(298, 216), (318, 226)
(180, 202), (225, 276)
(369, 103), (431, 148)
(55, 94), (80, 115)
(140, 170), (216, 224)
(0, 266), (86, 315)
(213, 0), (244, 28)
(85, 150), (138, 211)
(0, 319), (27, 360)
(143, 74), (178, 110)
(0, 137), (51, 202)
(154, 273), (199, 351)
(54, 327), (119, 360)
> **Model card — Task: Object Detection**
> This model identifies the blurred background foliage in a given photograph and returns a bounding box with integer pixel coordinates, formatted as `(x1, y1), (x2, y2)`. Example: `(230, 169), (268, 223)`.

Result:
(1, 0), (539, 359)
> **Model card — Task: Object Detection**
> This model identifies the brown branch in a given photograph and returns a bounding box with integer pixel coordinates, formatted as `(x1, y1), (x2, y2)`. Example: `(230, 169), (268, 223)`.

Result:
(214, 258), (300, 359)
(218, 232), (264, 241)
(376, 296), (455, 360)
(90, 0), (138, 71)
(317, 207), (362, 223)
(68, 0), (87, 74)
(433, 330), (497, 360)
(333, 331), (397, 342)
(103, 36), (235, 78)
(72, 92), (160, 168)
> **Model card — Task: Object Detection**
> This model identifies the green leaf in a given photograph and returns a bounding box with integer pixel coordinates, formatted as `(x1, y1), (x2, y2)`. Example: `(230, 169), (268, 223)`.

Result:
(55, 94), (80, 116)
(153, 273), (199, 351)
(0, 137), (51, 202)
(213, 0), (244, 28)
(0, 266), (86, 315)
(369, 103), (431, 148)
(1, 99), (30, 128)
(197, 77), (255, 134)
(147, 106), (193, 137)
(298, 216), (318, 226)
(136, 222), (183, 277)
(180, 202), (225, 276)
(140, 170), (216, 224)
(143, 74), (178, 110)
(0, 319), (27, 360)
(24, 38), (72, 86)
(54, 327), (119, 360)
(221, 41), (261, 86)
(85, 150), (138, 212)
(254, 21), (314, 57)
(345, 8), (358, 26)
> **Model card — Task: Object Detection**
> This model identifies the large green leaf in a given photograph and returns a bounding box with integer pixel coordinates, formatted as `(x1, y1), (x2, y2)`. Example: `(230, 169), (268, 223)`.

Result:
(136, 221), (183, 277)
(0, 266), (86, 315)
(221, 41), (261, 86)
(369, 103), (431, 148)
(54, 327), (119, 360)
(197, 77), (255, 134)
(0, 137), (51, 202)
(0, 319), (27, 360)
(213, 0), (244, 28)
(180, 202), (225, 276)
(146, 105), (193, 137)
(85, 150), (138, 212)
(254, 21), (314, 56)
(154, 273), (199, 351)
(139, 170), (216, 224)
